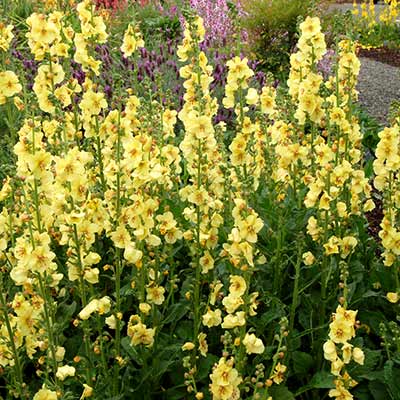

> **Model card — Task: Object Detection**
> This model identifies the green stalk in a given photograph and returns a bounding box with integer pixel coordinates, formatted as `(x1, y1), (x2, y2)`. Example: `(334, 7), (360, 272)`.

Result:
(193, 138), (202, 343)
(289, 245), (302, 336)
(95, 117), (106, 194)
(72, 225), (93, 384)
(113, 111), (123, 396)
(37, 274), (60, 388)
(0, 280), (26, 398)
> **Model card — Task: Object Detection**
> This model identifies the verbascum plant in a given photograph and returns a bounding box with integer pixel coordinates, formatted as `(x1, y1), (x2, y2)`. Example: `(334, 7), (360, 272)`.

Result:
(0, 2), (388, 399)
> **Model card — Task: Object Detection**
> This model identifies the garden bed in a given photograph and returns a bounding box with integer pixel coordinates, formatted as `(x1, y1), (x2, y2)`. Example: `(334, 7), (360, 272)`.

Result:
(0, 1), (400, 400)
(358, 46), (400, 67)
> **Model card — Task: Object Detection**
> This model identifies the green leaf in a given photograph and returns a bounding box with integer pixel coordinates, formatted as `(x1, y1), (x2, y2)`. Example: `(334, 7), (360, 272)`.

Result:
(350, 349), (381, 379)
(308, 370), (335, 389)
(197, 354), (219, 381)
(292, 351), (313, 375)
(162, 303), (189, 325)
(256, 298), (286, 329)
(121, 336), (143, 364)
(384, 360), (400, 399)
(368, 380), (392, 400)
(269, 385), (295, 400)
(352, 383), (375, 400)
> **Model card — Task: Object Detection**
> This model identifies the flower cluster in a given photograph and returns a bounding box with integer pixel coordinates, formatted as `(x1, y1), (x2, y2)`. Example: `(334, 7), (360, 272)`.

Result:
(209, 357), (242, 400)
(121, 23), (144, 58)
(0, 24), (21, 105)
(374, 123), (400, 302)
(189, 0), (243, 46)
(324, 305), (364, 399)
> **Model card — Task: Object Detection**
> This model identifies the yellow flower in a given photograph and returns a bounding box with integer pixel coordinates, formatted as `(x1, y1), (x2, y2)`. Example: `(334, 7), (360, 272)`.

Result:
(271, 362), (287, 384)
(324, 236), (340, 256)
(182, 342), (195, 351)
(237, 214), (264, 243)
(302, 251), (315, 266)
(146, 285), (165, 305)
(110, 226), (131, 249)
(30, 17), (59, 44)
(209, 357), (242, 400)
(222, 293), (244, 314)
(0, 24), (14, 51)
(33, 387), (58, 400)
(387, 292), (399, 303)
(194, 16), (206, 40)
(229, 275), (247, 297)
(97, 296), (111, 315)
(79, 299), (99, 320)
(340, 236), (358, 258)
(83, 267), (99, 284)
(323, 340), (337, 362)
(128, 318), (155, 347)
(56, 365), (76, 381)
(80, 384), (93, 399)
(299, 16), (321, 39)
(105, 315), (117, 329)
(79, 89), (107, 116)
(331, 357), (344, 376)
(200, 251), (214, 273)
(187, 114), (214, 140)
(299, 92), (317, 115)
(246, 88), (258, 105)
(0, 71), (22, 97)
(139, 303), (151, 315)
(202, 308), (222, 328)
(210, 282), (223, 305)
(124, 242), (143, 265)
(260, 86), (276, 114)
(329, 306), (356, 344)
(121, 24), (144, 57)
(342, 342), (353, 364)
(352, 347), (365, 365)
(328, 382), (353, 400)
(242, 333), (265, 354)
(221, 311), (246, 329)
(198, 332), (208, 357)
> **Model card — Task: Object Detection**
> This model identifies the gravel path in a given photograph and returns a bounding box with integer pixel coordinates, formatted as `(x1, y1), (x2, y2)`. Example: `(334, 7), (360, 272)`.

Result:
(327, 3), (400, 124)
(357, 57), (400, 125)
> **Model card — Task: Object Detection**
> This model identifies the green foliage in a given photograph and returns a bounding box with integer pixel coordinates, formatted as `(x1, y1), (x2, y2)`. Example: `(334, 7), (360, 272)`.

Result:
(240, 0), (315, 77)
(1, 0), (34, 21)
(389, 99), (400, 126)
(355, 21), (400, 48)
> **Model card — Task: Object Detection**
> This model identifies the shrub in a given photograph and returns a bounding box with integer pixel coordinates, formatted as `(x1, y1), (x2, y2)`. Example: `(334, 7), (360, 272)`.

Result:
(239, 0), (315, 77)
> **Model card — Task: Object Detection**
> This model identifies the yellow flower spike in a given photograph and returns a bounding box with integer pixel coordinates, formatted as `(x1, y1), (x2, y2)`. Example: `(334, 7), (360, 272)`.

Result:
(121, 24), (144, 58)
(0, 24), (14, 52)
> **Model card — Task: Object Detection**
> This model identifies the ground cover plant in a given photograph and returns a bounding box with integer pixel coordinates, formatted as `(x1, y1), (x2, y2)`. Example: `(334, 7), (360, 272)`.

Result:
(0, 1), (400, 400)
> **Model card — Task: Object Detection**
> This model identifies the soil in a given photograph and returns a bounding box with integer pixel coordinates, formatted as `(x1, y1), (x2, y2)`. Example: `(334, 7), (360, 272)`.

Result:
(357, 46), (400, 68)
(365, 191), (384, 245)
